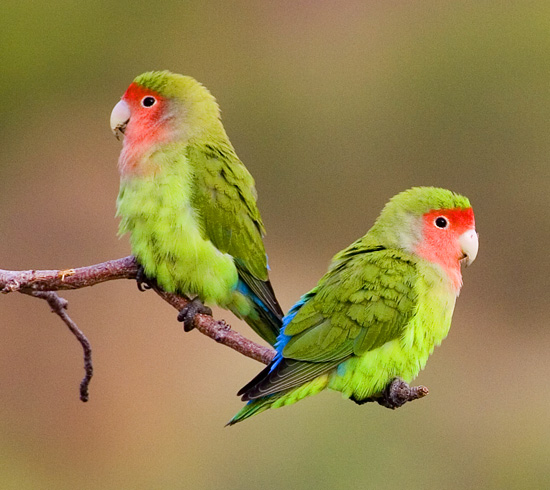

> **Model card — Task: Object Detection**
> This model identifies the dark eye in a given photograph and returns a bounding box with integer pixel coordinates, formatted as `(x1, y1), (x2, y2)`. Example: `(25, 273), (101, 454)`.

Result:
(141, 96), (156, 108)
(435, 217), (448, 229)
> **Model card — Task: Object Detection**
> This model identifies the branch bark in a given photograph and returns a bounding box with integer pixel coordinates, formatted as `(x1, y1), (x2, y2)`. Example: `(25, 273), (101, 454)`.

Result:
(1, 257), (275, 401)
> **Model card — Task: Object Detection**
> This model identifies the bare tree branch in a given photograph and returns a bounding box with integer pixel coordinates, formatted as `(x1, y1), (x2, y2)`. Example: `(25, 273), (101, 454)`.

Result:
(153, 288), (275, 365)
(1, 257), (275, 401)
(1, 257), (426, 411)
(0, 256), (138, 293)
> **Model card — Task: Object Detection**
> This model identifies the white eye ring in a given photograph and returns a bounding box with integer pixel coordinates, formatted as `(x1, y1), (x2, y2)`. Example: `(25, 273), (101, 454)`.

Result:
(434, 216), (448, 229)
(141, 96), (157, 108)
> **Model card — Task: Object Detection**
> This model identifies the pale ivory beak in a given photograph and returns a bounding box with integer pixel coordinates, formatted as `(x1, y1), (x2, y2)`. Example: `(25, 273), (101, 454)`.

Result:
(459, 229), (479, 266)
(110, 99), (131, 140)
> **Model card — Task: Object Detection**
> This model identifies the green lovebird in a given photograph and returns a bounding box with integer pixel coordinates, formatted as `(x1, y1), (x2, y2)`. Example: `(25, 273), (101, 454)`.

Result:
(229, 187), (478, 424)
(110, 70), (283, 344)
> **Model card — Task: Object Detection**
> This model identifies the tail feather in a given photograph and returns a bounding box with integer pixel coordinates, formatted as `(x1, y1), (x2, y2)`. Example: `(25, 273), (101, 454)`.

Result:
(237, 364), (272, 397)
(235, 278), (283, 345)
(235, 264), (284, 320)
(228, 375), (331, 425)
(245, 302), (282, 345)
(227, 395), (280, 426)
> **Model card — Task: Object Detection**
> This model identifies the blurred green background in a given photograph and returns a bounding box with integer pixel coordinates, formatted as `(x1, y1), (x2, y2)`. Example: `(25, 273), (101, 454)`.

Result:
(1, 1), (549, 489)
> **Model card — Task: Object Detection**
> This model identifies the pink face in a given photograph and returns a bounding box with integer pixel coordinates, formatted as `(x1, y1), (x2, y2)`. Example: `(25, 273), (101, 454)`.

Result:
(415, 207), (477, 290)
(111, 83), (176, 175)
(120, 83), (172, 147)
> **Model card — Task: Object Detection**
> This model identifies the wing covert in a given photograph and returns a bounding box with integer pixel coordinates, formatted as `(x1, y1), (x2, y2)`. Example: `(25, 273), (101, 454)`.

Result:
(188, 142), (268, 280)
(282, 249), (419, 362)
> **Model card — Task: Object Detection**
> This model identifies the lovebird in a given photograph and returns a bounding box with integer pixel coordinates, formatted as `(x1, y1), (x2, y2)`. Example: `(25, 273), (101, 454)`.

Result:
(229, 187), (478, 424)
(110, 70), (283, 344)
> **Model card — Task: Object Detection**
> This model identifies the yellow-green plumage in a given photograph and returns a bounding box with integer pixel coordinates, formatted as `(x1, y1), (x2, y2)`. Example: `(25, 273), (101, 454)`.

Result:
(230, 187), (476, 424)
(113, 71), (283, 344)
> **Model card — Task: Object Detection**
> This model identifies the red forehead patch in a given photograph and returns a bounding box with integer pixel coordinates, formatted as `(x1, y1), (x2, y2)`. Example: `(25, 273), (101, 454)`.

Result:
(423, 207), (475, 233)
(123, 82), (164, 104)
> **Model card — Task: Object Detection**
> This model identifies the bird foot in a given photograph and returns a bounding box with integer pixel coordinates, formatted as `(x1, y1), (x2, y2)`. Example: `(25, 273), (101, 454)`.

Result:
(177, 298), (212, 332)
(375, 377), (429, 409)
(136, 265), (156, 292)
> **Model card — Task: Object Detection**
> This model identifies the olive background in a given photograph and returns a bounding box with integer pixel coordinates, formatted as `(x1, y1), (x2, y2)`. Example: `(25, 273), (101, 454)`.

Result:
(1, 2), (549, 489)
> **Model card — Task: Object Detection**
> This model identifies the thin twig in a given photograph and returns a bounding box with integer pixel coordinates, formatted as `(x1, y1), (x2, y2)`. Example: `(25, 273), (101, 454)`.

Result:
(26, 291), (93, 402)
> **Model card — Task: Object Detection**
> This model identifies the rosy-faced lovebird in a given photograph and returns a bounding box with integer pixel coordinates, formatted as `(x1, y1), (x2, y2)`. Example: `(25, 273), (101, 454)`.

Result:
(229, 187), (478, 424)
(110, 70), (283, 344)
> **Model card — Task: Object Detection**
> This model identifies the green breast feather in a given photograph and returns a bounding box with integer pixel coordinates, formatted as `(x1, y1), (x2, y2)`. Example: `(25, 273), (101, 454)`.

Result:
(116, 146), (239, 305)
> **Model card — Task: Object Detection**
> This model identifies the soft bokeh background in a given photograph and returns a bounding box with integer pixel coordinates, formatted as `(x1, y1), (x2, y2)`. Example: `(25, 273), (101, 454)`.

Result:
(1, 2), (549, 489)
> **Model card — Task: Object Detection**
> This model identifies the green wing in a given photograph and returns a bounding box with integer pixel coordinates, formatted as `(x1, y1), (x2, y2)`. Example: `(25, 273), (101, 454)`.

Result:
(188, 142), (266, 276)
(188, 142), (283, 318)
(240, 249), (419, 400)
